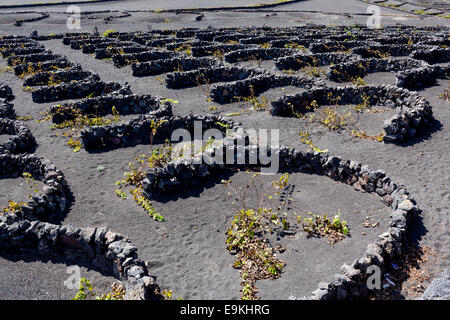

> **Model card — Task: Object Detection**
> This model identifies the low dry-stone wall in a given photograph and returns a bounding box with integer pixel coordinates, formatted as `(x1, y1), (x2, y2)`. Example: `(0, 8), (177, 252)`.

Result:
(81, 41), (135, 54)
(308, 153), (419, 300)
(309, 40), (360, 53)
(396, 65), (450, 90)
(14, 58), (72, 77)
(113, 51), (175, 68)
(50, 94), (170, 124)
(0, 84), (14, 101)
(165, 66), (265, 89)
(211, 74), (323, 104)
(81, 112), (239, 151)
(95, 46), (147, 60)
(7, 51), (59, 66)
(60, 27), (448, 97)
(275, 52), (352, 71)
(0, 36), (32, 45)
(163, 41), (211, 52)
(0, 90), (35, 154)
(69, 37), (105, 49)
(327, 58), (427, 82)
(62, 33), (92, 45)
(190, 44), (252, 57)
(84, 40), (136, 51)
(14, 13), (49, 27)
(224, 48), (294, 63)
(132, 57), (218, 77)
(0, 118), (36, 154)
(0, 210), (162, 299)
(23, 65), (96, 87)
(31, 78), (131, 103)
(410, 47), (450, 64)
(1, 45), (45, 58)
(271, 85), (432, 143)
(351, 45), (417, 58)
(269, 38), (311, 48)
(32, 34), (64, 41)
(135, 36), (184, 47)
(0, 37), (30, 48)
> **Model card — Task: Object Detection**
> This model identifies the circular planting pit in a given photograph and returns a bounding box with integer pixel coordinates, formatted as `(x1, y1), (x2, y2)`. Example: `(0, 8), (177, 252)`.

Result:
(128, 137), (420, 299)
(271, 85), (433, 143)
(0, 118), (36, 154)
(0, 153), (163, 300)
(0, 153), (68, 223)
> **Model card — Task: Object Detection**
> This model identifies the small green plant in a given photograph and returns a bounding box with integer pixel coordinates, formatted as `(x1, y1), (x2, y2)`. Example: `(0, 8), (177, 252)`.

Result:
(161, 289), (182, 300)
(174, 43), (192, 56)
(344, 26), (358, 41)
(309, 94), (350, 131)
(216, 121), (231, 129)
(313, 107), (350, 131)
(162, 289), (173, 300)
(73, 278), (93, 300)
(223, 173), (290, 300)
(302, 66), (325, 78)
(1, 201), (24, 214)
(350, 129), (384, 142)
(353, 94), (369, 112)
(225, 208), (285, 300)
(66, 135), (82, 152)
(272, 173), (289, 190)
(130, 188), (165, 222)
(212, 49), (225, 60)
(1, 172), (40, 215)
(23, 172), (40, 196)
(226, 110), (246, 117)
(367, 49), (389, 58)
(73, 278), (126, 300)
(155, 76), (165, 84)
(413, 10), (430, 15)
(102, 29), (117, 37)
(114, 189), (128, 199)
(351, 76), (367, 87)
(22, 86), (34, 92)
(16, 115), (33, 121)
(234, 85), (270, 111)
(48, 106), (122, 152)
(299, 130), (328, 153)
(114, 123), (170, 221)
(224, 40), (239, 45)
(297, 210), (349, 244)
(282, 69), (296, 75)
(438, 87), (449, 102)
(284, 42), (308, 52)
(161, 98), (179, 104)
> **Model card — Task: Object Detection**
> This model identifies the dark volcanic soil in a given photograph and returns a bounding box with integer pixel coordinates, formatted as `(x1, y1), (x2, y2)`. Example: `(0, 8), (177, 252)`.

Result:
(0, 0), (449, 300)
